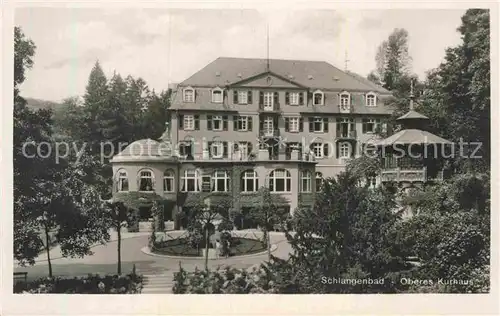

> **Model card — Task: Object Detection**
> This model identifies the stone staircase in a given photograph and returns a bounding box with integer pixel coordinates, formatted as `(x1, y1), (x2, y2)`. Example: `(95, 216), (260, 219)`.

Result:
(135, 263), (174, 294)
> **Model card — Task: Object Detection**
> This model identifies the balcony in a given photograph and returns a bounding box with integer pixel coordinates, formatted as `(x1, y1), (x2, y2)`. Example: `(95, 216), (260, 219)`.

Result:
(260, 129), (280, 138)
(259, 103), (281, 113)
(380, 167), (445, 183)
(336, 129), (357, 139)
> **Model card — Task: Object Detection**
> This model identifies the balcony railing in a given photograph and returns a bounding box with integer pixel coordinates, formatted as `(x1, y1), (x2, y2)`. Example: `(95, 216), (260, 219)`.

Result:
(380, 167), (445, 183)
(336, 130), (357, 139)
(260, 129), (280, 138)
(259, 103), (281, 112)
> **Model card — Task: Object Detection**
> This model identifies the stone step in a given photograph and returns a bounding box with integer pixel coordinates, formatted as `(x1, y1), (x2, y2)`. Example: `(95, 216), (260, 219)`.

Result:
(142, 288), (172, 294)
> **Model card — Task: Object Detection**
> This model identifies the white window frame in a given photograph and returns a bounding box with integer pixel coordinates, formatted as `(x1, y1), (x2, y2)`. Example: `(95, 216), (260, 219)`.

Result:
(289, 92), (300, 105)
(264, 92), (274, 107)
(313, 90), (324, 105)
(212, 170), (229, 192)
(138, 169), (154, 192)
(238, 91), (248, 104)
(363, 118), (379, 134)
(263, 117), (274, 136)
(163, 170), (175, 192)
(183, 87), (195, 102)
(212, 87), (223, 103)
(289, 117), (300, 132)
(269, 169), (291, 193)
(237, 116), (249, 131)
(117, 170), (129, 192)
(212, 115), (223, 131)
(301, 170), (312, 192)
(339, 142), (351, 159)
(312, 142), (324, 159)
(241, 170), (258, 192)
(183, 115), (194, 131)
(366, 92), (377, 107)
(313, 117), (324, 132)
(238, 142), (249, 160)
(210, 142), (224, 158)
(181, 169), (200, 192)
(340, 92), (350, 110)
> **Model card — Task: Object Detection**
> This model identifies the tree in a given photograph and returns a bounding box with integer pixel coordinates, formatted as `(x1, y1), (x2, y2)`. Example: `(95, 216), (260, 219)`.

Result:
(102, 200), (134, 275)
(14, 26), (36, 103)
(272, 173), (410, 293)
(249, 187), (289, 260)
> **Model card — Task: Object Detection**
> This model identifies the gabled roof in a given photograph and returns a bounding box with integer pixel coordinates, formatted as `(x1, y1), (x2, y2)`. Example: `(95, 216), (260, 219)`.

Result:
(396, 110), (429, 120)
(180, 57), (390, 93)
(376, 129), (452, 146)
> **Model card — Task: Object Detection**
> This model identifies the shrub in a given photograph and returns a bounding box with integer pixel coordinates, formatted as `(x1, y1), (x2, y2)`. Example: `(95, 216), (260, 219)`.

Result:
(14, 273), (144, 294)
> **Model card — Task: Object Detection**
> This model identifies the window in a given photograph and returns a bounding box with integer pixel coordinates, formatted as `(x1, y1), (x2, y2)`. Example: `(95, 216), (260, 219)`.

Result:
(210, 142), (224, 158)
(212, 88), (223, 103)
(286, 92), (300, 105)
(264, 92), (274, 107)
(288, 117), (300, 132)
(179, 141), (193, 157)
(183, 88), (194, 102)
(339, 142), (351, 159)
(212, 116), (223, 131)
(238, 142), (251, 160)
(362, 118), (380, 134)
(138, 170), (154, 191)
(313, 91), (324, 105)
(241, 170), (258, 192)
(183, 115), (194, 130)
(268, 169), (291, 192)
(310, 117), (328, 133)
(181, 169), (200, 192)
(163, 170), (174, 192)
(301, 170), (312, 192)
(236, 116), (249, 131)
(366, 93), (377, 106)
(116, 170), (129, 192)
(238, 91), (248, 104)
(212, 170), (229, 192)
(311, 142), (329, 159)
(340, 92), (350, 110)
(315, 172), (323, 190)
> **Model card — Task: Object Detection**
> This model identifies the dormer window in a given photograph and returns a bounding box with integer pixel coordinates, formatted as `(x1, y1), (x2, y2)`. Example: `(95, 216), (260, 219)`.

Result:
(183, 87), (195, 102)
(313, 90), (324, 105)
(212, 87), (223, 103)
(366, 92), (377, 107)
(340, 92), (350, 111)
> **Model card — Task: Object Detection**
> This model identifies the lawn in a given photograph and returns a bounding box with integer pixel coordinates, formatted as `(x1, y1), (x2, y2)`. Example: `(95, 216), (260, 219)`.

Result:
(152, 237), (266, 257)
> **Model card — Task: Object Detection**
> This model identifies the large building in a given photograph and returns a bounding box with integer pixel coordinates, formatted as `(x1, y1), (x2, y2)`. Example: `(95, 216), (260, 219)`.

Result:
(111, 57), (393, 228)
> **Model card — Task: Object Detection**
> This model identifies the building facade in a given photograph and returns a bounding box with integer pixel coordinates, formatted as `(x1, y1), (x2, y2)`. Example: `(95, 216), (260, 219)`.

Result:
(111, 57), (393, 228)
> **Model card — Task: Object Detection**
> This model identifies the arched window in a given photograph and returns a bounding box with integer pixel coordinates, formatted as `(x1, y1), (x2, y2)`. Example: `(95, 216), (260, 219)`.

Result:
(181, 169), (200, 192)
(163, 169), (175, 192)
(211, 87), (223, 103)
(269, 169), (291, 192)
(366, 92), (377, 106)
(340, 92), (350, 111)
(301, 170), (312, 192)
(183, 87), (195, 102)
(315, 172), (323, 191)
(138, 169), (154, 192)
(116, 170), (129, 192)
(212, 170), (229, 192)
(313, 90), (324, 105)
(241, 170), (258, 192)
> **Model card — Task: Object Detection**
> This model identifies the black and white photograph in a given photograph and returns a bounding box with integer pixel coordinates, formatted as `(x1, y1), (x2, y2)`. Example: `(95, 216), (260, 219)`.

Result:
(2, 1), (498, 314)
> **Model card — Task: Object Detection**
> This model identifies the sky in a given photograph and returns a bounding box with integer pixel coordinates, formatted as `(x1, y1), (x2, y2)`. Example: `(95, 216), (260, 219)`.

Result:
(15, 8), (467, 102)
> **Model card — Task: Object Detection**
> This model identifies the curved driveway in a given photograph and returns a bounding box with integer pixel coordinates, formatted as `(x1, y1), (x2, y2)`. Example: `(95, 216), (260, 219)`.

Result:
(15, 231), (292, 280)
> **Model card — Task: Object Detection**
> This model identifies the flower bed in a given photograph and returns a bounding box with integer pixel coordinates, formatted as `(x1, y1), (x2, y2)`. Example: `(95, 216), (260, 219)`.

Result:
(14, 273), (144, 294)
(152, 237), (266, 257)
(173, 265), (278, 294)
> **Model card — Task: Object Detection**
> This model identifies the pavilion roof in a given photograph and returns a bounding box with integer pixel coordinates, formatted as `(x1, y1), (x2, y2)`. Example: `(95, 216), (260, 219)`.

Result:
(376, 129), (452, 146)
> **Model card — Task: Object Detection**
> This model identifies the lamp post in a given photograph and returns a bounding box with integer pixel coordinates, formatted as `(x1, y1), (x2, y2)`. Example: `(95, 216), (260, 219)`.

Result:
(202, 197), (211, 269)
